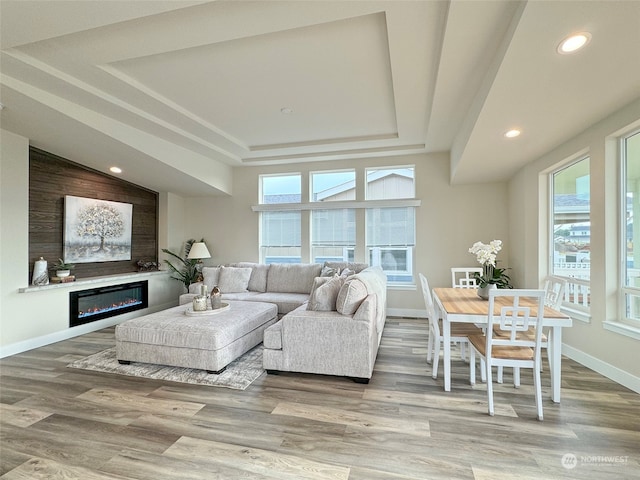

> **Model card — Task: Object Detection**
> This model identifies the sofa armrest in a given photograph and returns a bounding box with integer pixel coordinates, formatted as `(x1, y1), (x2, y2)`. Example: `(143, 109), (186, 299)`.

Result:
(188, 281), (203, 294)
(280, 310), (376, 378)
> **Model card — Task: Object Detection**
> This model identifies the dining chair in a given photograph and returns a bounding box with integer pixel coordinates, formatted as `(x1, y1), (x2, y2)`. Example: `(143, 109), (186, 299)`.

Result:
(543, 276), (567, 310)
(468, 289), (547, 420)
(451, 267), (483, 288)
(496, 276), (566, 382)
(419, 273), (483, 379)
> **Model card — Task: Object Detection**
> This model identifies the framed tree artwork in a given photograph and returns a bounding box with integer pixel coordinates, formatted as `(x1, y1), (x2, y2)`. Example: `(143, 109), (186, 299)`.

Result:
(63, 195), (133, 263)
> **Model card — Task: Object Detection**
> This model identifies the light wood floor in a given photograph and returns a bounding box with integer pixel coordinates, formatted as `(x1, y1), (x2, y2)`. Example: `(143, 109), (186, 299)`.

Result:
(1, 317), (639, 479)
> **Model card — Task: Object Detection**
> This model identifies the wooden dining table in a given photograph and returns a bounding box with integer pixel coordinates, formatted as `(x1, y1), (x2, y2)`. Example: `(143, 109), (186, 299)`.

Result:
(432, 287), (573, 402)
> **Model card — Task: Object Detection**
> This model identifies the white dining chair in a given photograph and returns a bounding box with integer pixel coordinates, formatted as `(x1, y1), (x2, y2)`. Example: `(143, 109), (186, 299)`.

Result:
(543, 276), (567, 310)
(496, 275), (567, 383)
(419, 273), (483, 379)
(468, 289), (547, 420)
(451, 267), (483, 288)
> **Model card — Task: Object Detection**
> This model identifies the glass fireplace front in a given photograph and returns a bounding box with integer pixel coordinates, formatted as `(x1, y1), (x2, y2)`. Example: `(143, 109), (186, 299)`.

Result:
(69, 280), (148, 327)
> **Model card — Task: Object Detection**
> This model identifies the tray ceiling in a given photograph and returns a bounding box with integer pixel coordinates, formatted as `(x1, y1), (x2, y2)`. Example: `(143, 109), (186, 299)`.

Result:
(1, 1), (639, 195)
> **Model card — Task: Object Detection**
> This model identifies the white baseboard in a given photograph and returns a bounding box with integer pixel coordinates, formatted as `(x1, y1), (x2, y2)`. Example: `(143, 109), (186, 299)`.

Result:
(562, 344), (640, 394)
(0, 301), (176, 359)
(387, 308), (426, 318)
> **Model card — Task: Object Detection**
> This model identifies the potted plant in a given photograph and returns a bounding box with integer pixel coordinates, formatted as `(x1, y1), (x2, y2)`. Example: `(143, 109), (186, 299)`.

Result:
(468, 240), (512, 298)
(161, 239), (204, 291)
(51, 258), (75, 278)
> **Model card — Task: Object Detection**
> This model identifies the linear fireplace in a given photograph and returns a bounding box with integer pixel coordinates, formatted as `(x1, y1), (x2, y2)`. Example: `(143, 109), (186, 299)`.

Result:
(69, 281), (148, 327)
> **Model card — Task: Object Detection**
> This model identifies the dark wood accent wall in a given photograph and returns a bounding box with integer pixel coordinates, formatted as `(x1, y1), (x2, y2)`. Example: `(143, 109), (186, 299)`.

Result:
(28, 147), (158, 282)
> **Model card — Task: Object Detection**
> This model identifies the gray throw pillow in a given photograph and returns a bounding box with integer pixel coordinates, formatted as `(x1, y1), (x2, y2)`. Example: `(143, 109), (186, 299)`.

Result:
(307, 275), (342, 311)
(217, 266), (252, 293)
(336, 277), (368, 315)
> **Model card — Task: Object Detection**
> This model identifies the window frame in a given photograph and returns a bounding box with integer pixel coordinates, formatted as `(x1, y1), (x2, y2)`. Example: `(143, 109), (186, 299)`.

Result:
(548, 155), (592, 320)
(618, 128), (640, 330)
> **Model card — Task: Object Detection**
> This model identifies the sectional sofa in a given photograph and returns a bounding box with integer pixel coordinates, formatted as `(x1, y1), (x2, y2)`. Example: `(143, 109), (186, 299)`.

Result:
(179, 262), (387, 382)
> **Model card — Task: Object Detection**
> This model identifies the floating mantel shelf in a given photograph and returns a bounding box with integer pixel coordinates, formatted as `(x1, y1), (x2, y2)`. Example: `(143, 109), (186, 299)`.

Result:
(19, 270), (169, 293)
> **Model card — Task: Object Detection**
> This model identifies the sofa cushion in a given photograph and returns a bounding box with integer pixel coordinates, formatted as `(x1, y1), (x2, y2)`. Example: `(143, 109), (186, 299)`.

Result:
(336, 276), (368, 315)
(266, 263), (322, 294)
(229, 262), (269, 292)
(218, 266), (252, 293)
(307, 275), (342, 311)
(252, 292), (310, 315)
(202, 266), (221, 291)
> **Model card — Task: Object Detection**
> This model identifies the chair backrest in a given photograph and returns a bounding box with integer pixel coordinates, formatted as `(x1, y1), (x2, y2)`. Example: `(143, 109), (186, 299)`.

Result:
(451, 267), (483, 288)
(543, 276), (566, 310)
(487, 289), (546, 358)
(418, 273), (440, 336)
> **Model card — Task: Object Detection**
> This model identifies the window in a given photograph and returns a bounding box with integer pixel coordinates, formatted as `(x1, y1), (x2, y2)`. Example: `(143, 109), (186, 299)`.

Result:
(260, 174), (301, 263)
(621, 130), (640, 328)
(550, 157), (591, 313)
(311, 209), (355, 263)
(256, 167), (419, 285)
(310, 170), (355, 202)
(366, 167), (415, 283)
(310, 170), (356, 263)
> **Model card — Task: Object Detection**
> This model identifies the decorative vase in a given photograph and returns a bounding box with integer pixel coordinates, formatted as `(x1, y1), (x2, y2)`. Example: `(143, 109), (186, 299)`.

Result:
(210, 285), (222, 309)
(477, 283), (497, 300)
(32, 257), (49, 285)
(192, 295), (208, 311)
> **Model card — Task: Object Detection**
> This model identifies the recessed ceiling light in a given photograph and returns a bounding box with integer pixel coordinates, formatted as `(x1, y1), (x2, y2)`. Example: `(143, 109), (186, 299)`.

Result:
(110, 166), (122, 174)
(504, 129), (521, 138)
(280, 107), (293, 115)
(557, 32), (591, 54)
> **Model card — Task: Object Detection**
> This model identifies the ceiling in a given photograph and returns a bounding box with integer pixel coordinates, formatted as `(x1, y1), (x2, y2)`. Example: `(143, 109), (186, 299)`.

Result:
(1, 1), (639, 196)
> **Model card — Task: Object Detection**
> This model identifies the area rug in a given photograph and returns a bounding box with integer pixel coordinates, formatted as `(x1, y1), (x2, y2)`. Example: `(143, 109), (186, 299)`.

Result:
(67, 346), (264, 390)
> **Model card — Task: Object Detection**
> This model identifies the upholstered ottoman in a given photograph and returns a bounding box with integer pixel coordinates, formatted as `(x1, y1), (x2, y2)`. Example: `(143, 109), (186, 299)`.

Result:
(115, 300), (277, 373)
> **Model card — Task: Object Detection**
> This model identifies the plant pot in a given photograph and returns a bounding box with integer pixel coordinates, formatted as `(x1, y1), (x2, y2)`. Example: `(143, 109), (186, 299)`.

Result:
(477, 283), (497, 300)
(56, 269), (71, 278)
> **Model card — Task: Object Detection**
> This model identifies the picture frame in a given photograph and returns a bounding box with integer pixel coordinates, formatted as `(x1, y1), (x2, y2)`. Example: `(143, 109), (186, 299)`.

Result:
(64, 195), (133, 263)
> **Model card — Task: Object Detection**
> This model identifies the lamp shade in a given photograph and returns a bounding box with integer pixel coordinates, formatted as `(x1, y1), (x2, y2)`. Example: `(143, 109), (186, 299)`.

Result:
(187, 242), (211, 259)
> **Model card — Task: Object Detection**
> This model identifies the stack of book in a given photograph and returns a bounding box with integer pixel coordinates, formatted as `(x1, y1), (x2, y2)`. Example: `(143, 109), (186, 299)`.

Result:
(51, 275), (76, 283)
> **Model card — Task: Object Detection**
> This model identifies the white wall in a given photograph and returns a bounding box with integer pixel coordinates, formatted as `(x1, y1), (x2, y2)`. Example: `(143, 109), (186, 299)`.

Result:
(0, 129), (184, 356)
(183, 152), (510, 313)
(508, 97), (640, 389)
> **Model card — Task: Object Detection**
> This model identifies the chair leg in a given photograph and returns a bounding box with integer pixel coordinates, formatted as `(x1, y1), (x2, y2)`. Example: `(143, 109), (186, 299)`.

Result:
(514, 367), (521, 388)
(486, 360), (494, 416)
(460, 341), (467, 361)
(432, 338), (441, 379)
(469, 348), (476, 385)
(534, 363), (543, 421)
(426, 328), (433, 365)
(497, 365), (503, 383)
(480, 358), (487, 383)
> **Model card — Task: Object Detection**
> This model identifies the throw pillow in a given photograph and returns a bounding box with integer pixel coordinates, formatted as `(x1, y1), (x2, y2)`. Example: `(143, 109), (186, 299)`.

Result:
(202, 266), (221, 291)
(339, 267), (355, 279)
(336, 277), (368, 315)
(307, 275), (342, 311)
(230, 262), (269, 292)
(320, 265), (339, 277)
(354, 293), (375, 321)
(217, 266), (252, 293)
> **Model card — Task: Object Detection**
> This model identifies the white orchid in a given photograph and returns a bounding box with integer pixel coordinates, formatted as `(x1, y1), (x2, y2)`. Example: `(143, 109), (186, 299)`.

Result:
(469, 240), (502, 267)
(468, 240), (509, 288)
